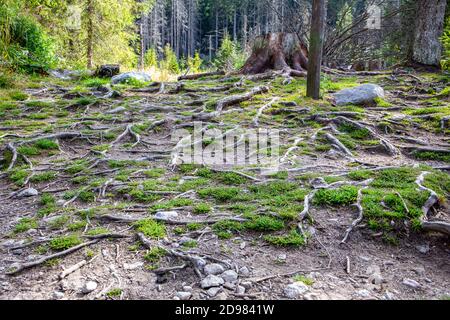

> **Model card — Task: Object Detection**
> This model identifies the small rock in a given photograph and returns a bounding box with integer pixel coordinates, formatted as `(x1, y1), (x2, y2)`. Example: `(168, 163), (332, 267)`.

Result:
(240, 242), (246, 250)
(369, 273), (383, 285)
(239, 266), (250, 277)
(284, 282), (309, 299)
(241, 281), (252, 289)
(123, 262), (144, 270)
(383, 291), (395, 300)
(56, 199), (65, 206)
(17, 188), (38, 198)
(25, 228), (37, 236)
(215, 292), (228, 300)
(11, 249), (23, 255)
(176, 291), (192, 300)
(204, 263), (225, 275)
(412, 266), (425, 276)
(111, 72), (151, 85)
(415, 244), (430, 254)
(355, 289), (372, 298)
(81, 281), (98, 294)
(53, 291), (65, 300)
(155, 211), (178, 220)
(277, 254), (287, 261)
(236, 286), (246, 294)
(220, 270), (238, 283)
(183, 286), (193, 292)
(200, 275), (224, 289)
(402, 278), (422, 289)
(207, 287), (221, 297)
(173, 296), (180, 300)
(310, 177), (328, 189)
(366, 264), (381, 275)
(223, 282), (236, 290)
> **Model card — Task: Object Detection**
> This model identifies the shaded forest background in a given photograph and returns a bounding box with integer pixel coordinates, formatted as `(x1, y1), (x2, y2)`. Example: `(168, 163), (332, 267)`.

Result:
(1, 0), (450, 76)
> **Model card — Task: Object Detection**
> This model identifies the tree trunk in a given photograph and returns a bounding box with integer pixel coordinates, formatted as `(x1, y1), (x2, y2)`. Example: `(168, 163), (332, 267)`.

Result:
(240, 33), (308, 74)
(306, 0), (326, 100)
(139, 21), (144, 70)
(412, 0), (447, 67)
(86, 0), (94, 69)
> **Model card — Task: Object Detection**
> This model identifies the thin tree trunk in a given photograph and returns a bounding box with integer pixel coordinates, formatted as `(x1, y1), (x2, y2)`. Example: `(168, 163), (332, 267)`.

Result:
(86, 0), (94, 69)
(306, 0), (326, 99)
(139, 21), (144, 70)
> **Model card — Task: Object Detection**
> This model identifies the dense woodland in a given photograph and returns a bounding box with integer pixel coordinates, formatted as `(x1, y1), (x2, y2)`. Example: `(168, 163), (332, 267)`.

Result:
(0, 0), (449, 301)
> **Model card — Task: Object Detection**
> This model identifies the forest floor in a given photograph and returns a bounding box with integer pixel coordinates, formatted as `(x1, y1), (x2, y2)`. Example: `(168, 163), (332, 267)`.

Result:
(0, 69), (449, 300)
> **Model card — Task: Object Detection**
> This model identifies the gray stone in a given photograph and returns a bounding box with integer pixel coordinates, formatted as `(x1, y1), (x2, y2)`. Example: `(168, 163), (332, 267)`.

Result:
(204, 263), (225, 275)
(183, 286), (193, 292)
(220, 270), (238, 283)
(239, 266), (250, 277)
(81, 281), (98, 294)
(223, 282), (236, 290)
(200, 275), (224, 289)
(241, 281), (252, 290)
(176, 291), (192, 300)
(111, 72), (151, 85)
(154, 211), (178, 220)
(332, 84), (385, 106)
(412, 266), (425, 276)
(369, 273), (383, 285)
(236, 285), (246, 294)
(415, 244), (430, 254)
(12, 249), (23, 255)
(355, 289), (372, 298)
(53, 291), (65, 300)
(173, 296), (180, 300)
(215, 292), (228, 300)
(383, 291), (395, 300)
(17, 188), (38, 198)
(402, 278), (422, 289)
(284, 282), (309, 299)
(207, 287), (221, 297)
(123, 262), (144, 270)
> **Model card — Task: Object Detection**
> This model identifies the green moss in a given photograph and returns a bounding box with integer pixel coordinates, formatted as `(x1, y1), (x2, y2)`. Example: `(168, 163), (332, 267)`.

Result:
(412, 151), (450, 163)
(347, 170), (373, 181)
(374, 97), (392, 108)
(213, 219), (245, 238)
(216, 172), (248, 185)
(9, 168), (29, 186)
(293, 275), (314, 286)
(244, 216), (284, 232)
(68, 221), (87, 231)
(86, 227), (109, 236)
(193, 203), (212, 214)
(49, 235), (82, 251)
(143, 168), (165, 178)
(134, 219), (166, 239)
(313, 185), (358, 206)
(30, 171), (56, 183)
(35, 139), (59, 150)
(371, 167), (419, 189)
(182, 240), (198, 248)
(106, 288), (123, 298)
(9, 90), (28, 101)
(17, 145), (40, 156)
(198, 187), (243, 202)
(264, 229), (305, 246)
(14, 217), (38, 233)
(150, 198), (193, 212)
(143, 247), (166, 263)
(338, 123), (371, 140)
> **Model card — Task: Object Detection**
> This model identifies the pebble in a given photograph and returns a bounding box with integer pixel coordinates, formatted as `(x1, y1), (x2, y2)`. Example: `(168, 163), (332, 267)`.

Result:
(239, 266), (250, 277)
(415, 244), (430, 254)
(223, 282), (236, 290)
(220, 270), (238, 283)
(155, 211), (178, 220)
(200, 275), (224, 289)
(240, 242), (246, 250)
(176, 291), (192, 300)
(215, 292), (228, 300)
(412, 266), (425, 276)
(236, 286), (246, 294)
(53, 291), (65, 300)
(17, 188), (38, 198)
(123, 262), (144, 270)
(284, 282), (309, 299)
(355, 289), (372, 298)
(402, 278), (422, 289)
(369, 273), (383, 285)
(241, 281), (252, 289)
(183, 286), (193, 292)
(81, 281), (98, 294)
(204, 263), (225, 275)
(207, 287), (221, 297)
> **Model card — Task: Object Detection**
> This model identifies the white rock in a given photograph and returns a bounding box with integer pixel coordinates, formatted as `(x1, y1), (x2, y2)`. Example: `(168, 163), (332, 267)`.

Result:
(81, 281), (98, 294)
(415, 244), (430, 254)
(207, 287), (221, 297)
(236, 286), (246, 294)
(17, 188), (38, 198)
(215, 292), (228, 300)
(204, 263), (225, 275)
(154, 211), (178, 220)
(111, 72), (152, 85)
(200, 275), (224, 289)
(241, 281), (252, 289)
(332, 84), (385, 106)
(240, 242), (246, 250)
(402, 278), (422, 289)
(176, 291), (192, 300)
(239, 266), (250, 277)
(369, 273), (383, 285)
(355, 289), (372, 298)
(223, 282), (236, 290)
(183, 286), (193, 292)
(123, 262), (144, 270)
(220, 270), (238, 283)
(53, 291), (65, 300)
(173, 296), (180, 300)
(284, 282), (309, 299)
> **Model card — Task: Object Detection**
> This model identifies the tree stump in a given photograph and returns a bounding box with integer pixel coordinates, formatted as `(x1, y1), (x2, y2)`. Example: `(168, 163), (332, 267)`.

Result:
(96, 64), (120, 78)
(240, 33), (308, 74)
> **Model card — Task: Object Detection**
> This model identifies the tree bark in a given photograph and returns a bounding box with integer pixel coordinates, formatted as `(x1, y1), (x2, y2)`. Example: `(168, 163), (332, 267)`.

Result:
(412, 0), (447, 67)
(240, 33), (308, 74)
(306, 0), (326, 100)
(86, 0), (94, 69)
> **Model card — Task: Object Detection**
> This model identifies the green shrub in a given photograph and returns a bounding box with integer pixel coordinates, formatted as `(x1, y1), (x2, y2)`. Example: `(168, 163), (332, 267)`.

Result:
(313, 185), (358, 206)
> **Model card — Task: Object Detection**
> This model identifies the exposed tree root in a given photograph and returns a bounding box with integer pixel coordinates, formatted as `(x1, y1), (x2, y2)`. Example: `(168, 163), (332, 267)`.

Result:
(97, 214), (247, 225)
(324, 133), (354, 157)
(252, 97), (279, 127)
(178, 71), (225, 81)
(415, 172), (450, 236)
(215, 86), (269, 113)
(341, 187), (367, 243)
